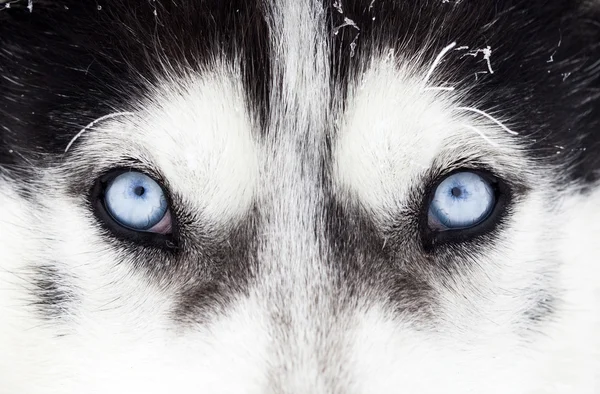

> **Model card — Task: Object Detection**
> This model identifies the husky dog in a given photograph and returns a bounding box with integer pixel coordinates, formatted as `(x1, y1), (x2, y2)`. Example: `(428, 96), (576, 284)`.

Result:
(0, 0), (599, 393)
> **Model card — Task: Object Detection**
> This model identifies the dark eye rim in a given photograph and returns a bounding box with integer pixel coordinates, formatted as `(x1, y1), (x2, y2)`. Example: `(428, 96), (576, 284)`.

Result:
(90, 167), (179, 251)
(420, 168), (511, 252)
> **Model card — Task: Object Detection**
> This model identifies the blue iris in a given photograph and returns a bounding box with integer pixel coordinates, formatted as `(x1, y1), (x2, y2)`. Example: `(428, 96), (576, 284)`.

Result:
(104, 171), (168, 231)
(429, 172), (495, 229)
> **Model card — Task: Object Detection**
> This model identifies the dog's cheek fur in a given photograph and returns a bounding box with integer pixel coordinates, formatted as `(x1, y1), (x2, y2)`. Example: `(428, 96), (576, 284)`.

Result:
(0, 173), (267, 392)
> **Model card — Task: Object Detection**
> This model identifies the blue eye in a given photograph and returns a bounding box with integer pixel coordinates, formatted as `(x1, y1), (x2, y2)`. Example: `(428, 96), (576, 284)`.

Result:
(104, 171), (171, 233)
(428, 172), (496, 230)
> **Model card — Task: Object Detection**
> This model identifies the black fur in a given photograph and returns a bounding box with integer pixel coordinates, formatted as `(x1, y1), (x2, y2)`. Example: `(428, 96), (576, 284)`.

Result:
(30, 264), (76, 320)
(0, 0), (270, 166)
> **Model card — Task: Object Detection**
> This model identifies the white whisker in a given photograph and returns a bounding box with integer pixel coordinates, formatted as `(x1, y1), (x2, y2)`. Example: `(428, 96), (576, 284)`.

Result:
(421, 42), (457, 90)
(454, 106), (518, 135)
(64, 112), (135, 153)
(461, 123), (499, 147)
(423, 86), (456, 92)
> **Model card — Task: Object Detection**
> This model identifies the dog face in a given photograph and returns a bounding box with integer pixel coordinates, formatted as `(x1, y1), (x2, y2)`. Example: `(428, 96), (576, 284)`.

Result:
(1, 1), (599, 393)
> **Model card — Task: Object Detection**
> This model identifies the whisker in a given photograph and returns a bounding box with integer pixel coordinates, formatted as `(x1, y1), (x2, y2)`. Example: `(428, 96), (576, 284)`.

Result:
(421, 42), (457, 90)
(461, 123), (499, 147)
(454, 106), (518, 135)
(423, 86), (456, 92)
(64, 112), (135, 153)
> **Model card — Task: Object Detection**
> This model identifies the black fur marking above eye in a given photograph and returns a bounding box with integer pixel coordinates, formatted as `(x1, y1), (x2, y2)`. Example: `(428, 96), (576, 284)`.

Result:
(0, 0), (270, 169)
(30, 264), (77, 321)
(326, 0), (600, 185)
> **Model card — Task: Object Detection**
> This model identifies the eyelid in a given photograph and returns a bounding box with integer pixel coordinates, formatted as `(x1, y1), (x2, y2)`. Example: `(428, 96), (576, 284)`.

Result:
(88, 155), (164, 186)
(147, 210), (173, 235)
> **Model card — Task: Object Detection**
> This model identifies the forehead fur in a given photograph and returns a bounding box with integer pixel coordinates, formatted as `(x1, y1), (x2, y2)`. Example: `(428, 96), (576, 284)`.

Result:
(0, 1), (599, 178)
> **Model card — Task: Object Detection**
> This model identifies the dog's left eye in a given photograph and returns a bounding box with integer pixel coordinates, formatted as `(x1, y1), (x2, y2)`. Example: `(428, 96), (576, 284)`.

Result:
(104, 171), (171, 232)
(91, 169), (177, 248)
(428, 171), (495, 231)
(96, 171), (173, 236)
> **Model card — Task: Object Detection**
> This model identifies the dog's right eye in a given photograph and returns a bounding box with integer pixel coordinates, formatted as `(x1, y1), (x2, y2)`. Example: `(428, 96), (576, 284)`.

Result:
(421, 169), (509, 250)
(91, 170), (176, 248)
(427, 172), (495, 231)
(103, 171), (172, 234)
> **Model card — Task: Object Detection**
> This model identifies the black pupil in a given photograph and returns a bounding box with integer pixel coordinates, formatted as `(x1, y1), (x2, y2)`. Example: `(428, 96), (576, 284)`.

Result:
(451, 187), (462, 197)
(134, 186), (145, 197)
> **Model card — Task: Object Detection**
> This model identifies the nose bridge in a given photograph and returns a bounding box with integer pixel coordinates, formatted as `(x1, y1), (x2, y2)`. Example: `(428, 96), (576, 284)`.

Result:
(259, 0), (330, 274)
(251, 2), (345, 389)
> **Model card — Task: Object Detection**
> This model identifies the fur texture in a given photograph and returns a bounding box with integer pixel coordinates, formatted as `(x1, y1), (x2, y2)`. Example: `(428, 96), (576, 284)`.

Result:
(0, 0), (599, 393)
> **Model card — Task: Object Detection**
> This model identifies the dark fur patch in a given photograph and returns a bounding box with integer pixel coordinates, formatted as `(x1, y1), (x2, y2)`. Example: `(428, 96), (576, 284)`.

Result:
(170, 210), (259, 325)
(323, 192), (437, 322)
(524, 288), (557, 324)
(526, 294), (556, 324)
(30, 264), (76, 320)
